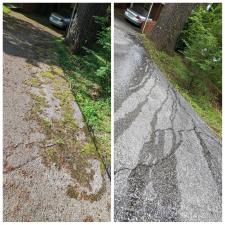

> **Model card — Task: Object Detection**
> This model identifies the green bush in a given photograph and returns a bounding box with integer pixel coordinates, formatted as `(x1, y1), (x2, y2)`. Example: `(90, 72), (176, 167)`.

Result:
(82, 16), (111, 95)
(182, 4), (222, 94)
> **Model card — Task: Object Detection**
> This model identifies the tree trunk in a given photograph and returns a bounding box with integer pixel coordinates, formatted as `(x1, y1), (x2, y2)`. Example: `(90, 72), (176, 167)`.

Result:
(66, 3), (108, 53)
(148, 3), (197, 54)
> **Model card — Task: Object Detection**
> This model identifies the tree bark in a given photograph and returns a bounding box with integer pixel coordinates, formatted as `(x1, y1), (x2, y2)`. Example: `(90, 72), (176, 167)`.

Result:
(66, 3), (108, 53)
(148, 3), (197, 54)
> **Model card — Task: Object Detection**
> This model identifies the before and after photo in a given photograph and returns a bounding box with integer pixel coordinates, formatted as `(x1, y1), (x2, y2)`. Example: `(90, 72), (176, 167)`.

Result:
(2, 1), (222, 222)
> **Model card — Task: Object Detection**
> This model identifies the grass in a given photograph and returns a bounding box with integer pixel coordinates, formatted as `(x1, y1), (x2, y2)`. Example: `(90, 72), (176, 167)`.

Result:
(54, 38), (111, 165)
(140, 35), (222, 137)
(3, 5), (11, 14)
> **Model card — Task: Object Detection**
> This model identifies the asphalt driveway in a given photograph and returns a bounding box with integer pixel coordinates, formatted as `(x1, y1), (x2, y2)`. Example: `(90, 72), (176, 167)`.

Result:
(114, 15), (222, 222)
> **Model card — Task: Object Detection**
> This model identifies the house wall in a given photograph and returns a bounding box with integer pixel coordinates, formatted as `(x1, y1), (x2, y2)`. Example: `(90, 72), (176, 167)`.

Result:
(114, 3), (130, 10)
(150, 3), (164, 21)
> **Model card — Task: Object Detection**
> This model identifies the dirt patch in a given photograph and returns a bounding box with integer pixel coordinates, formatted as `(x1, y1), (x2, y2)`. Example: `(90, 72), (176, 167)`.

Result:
(83, 215), (94, 222)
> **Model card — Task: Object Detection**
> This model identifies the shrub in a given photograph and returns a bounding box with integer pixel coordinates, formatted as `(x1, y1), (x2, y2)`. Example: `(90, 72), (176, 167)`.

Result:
(182, 4), (222, 94)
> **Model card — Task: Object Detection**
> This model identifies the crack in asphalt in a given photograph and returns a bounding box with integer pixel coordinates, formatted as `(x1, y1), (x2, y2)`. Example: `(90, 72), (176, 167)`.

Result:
(193, 126), (222, 196)
(116, 84), (215, 221)
(173, 88), (222, 195)
(114, 167), (132, 176)
(128, 62), (155, 93)
(114, 52), (154, 113)
(114, 76), (157, 142)
(117, 87), (183, 222)
(4, 156), (39, 173)
(114, 17), (221, 222)
(198, 131), (221, 147)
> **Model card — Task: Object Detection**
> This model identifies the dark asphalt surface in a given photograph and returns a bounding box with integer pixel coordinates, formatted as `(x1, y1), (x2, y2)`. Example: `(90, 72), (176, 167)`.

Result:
(114, 15), (222, 222)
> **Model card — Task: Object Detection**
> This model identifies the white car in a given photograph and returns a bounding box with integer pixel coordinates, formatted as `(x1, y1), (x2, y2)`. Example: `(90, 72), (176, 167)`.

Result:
(124, 7), (152, 27)
(49, 11), (71, 29)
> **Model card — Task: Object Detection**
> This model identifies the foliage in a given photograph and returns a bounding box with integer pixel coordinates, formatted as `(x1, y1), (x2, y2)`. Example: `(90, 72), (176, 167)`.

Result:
(141, 35), (221, 137)
(54, 38), (111, 130)
(54, 16), (111, 163)
(3, 5), (11, 14)
(143, 3), (222, 136)
(181, 92), (221, 136)
(83, 16), (111, 95)
(181, 4), (222, 94)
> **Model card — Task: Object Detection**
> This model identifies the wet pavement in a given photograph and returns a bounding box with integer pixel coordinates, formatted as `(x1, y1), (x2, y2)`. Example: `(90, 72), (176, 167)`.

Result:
(114, 15), (222, 222)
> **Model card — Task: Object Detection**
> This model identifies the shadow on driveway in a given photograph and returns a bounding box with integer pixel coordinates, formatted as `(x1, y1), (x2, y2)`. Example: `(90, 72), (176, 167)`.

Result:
(3, 12), (61, 67)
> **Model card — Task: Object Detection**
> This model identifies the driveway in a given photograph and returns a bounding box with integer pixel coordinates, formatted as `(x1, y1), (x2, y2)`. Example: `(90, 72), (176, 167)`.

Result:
(3, 11), (110, 222)
(114, 15), (222, 222)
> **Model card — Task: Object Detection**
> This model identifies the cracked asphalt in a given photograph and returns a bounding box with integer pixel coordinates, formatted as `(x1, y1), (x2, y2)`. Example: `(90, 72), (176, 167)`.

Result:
(114, 15), (222, 222)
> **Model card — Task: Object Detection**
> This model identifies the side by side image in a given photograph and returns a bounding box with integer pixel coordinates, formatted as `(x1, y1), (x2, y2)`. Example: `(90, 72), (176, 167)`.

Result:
(3, 3), (111, 222)
(2, 1), (223, 223)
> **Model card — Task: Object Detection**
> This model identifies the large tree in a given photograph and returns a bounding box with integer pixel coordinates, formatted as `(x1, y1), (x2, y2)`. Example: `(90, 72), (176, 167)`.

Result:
(66, 3), (108, 53)
(148, 3), (197, 54)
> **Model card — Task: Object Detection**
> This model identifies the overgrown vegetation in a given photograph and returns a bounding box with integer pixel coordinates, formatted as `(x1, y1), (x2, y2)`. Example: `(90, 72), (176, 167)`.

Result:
(142, 4), (222, 137)
(54, 16), (111, 164)
(141, 35), (221, 137)
(177, 4), (222, 99)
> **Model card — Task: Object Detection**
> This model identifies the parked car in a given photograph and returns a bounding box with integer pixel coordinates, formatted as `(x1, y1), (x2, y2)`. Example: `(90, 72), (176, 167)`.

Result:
(49, 11), (71, 29)
(124, 6), (152, 27)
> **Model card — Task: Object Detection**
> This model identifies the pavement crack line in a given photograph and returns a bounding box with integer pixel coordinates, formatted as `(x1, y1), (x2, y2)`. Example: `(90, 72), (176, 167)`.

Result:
(128, 65), (155, 93)
(149, 86), (170, 132)
(172, 87), (221, 194)
(119, 86), (175, 221)
(4, 155), (39, 173)
(114, 167), (132, 176)
(193, 125), (222, 195)
(115, 76), (158, 142)
(198, 131), (221, 147)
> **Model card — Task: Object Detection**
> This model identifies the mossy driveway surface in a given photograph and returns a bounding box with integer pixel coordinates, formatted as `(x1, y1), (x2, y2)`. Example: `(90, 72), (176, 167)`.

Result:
(3, 11), (110, 222)
(114, 14), (221, 222)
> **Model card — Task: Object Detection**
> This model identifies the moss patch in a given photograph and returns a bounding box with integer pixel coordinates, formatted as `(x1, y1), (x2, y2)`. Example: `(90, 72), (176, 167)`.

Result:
(29, 93), (48, 117)
(82, 142), (96, 156)
(66, 178), (106, 202)
(42, 118), (52, 130)
(40, 71), (55, 79)
(25, 64), (105, 192)
(23, 76), (42, 87)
